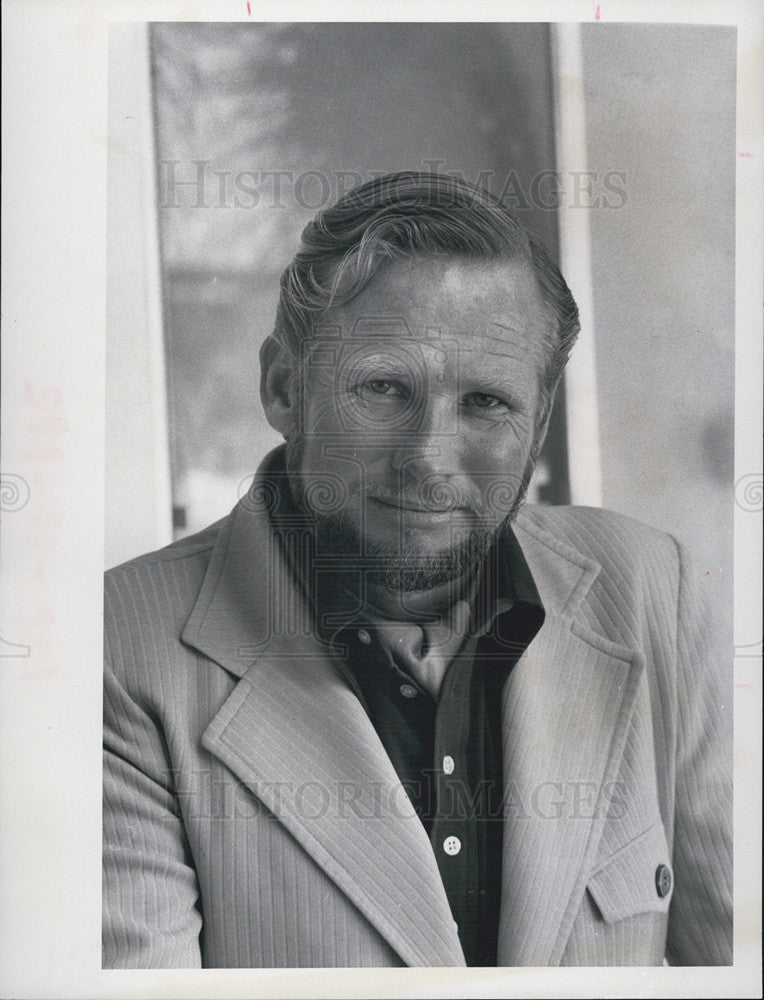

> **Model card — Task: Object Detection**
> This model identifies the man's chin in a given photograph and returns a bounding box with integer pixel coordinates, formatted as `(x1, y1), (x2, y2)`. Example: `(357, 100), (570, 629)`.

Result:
(312, 513), (495, 592)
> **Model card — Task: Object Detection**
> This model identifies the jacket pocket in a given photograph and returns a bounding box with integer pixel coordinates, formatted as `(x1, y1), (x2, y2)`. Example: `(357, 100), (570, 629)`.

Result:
(586, 822), (674, 924)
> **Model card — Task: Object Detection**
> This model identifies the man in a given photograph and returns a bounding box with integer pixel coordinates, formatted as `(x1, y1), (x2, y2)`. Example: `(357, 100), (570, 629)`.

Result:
(103, 172), (732, 967)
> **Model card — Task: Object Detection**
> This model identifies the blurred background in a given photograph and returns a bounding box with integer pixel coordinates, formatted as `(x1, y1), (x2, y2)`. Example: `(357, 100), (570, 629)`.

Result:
(107, 21), (735, 627)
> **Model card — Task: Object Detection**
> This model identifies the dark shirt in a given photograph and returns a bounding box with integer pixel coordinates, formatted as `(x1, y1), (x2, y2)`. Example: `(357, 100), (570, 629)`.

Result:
(265, 448), (544, 965)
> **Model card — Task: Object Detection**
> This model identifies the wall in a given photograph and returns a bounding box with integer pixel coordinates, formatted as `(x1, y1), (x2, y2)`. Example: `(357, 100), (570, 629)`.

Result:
(581, 24), (735, 620)
(105, 25), (173, 568)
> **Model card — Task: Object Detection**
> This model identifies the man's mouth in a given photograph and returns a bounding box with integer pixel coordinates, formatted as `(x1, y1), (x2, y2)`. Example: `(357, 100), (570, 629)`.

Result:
(368, 496), (468, 516)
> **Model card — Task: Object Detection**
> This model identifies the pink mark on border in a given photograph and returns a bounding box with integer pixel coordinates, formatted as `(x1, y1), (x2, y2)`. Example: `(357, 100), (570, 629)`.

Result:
(738, 151), (753, 158)
(246, 1), (251, 13)
(595, 4), (601, 20)
(735, 683), (754, 689)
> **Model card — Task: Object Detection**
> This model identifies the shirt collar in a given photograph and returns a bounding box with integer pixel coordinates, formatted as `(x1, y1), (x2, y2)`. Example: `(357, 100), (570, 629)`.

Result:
(264, 444), (544, 645)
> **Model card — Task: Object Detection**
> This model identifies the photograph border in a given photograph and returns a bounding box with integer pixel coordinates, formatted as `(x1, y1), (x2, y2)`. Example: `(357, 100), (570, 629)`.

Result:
(1, 1), (761, 997)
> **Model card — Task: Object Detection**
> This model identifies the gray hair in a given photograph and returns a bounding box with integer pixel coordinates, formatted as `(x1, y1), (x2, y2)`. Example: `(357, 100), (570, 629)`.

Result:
(273, 171), (580, 416)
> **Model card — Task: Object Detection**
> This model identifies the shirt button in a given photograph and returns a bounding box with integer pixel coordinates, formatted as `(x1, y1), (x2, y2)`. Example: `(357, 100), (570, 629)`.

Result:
(443, 835), (461, 856)
(399, 683), (417, 699)
(443, 755), (455, 775)
(357, 628), (371, 645)
(655, 864), (672, 898)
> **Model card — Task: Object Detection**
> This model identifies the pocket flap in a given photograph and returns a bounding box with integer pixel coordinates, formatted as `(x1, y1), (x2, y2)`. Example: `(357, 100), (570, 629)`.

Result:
(587, 823), (673, 924)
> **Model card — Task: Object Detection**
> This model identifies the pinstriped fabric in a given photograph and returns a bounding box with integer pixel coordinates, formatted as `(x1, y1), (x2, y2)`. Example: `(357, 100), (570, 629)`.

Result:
(496, 616), (646, 965)
(562, 824), (674, 965)
(103, 493), (732, 968)
(104, 541), (404, 968)
(514, 507), (732, 966)
(562, 893), (670, 966)
(201, 666), (464, 966)
(587, 824), (673, 923)
(195, 795), (402, 967)
(103, 642), (203, 967)
(665, 532), (733, 965)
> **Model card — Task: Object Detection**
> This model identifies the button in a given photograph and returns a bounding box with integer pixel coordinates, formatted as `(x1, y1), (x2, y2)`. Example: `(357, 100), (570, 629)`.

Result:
(655, 864), (672, 898)
(443, 836), (461, 856)
(357, 628), (371, 645)
(443, 755), (455, 775)
(399, 683), (417, 699)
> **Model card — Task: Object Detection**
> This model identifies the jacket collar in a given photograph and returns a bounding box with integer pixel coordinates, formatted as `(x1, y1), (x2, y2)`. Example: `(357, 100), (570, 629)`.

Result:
(183, 455), (464, 965)
(181, 453), (596, 679)
(500, 507), (645, 965)
(512, 506), (601, 619)
(182, 452), (641, 967)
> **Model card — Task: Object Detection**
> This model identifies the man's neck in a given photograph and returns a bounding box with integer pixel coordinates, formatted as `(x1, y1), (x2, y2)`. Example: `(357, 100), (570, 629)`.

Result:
(361, 571), (475, 624)
(265, 446), (485, 629)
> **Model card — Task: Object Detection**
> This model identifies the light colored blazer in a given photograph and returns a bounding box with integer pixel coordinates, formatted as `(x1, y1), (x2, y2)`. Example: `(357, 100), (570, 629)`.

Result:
(103, 479), (732, 968)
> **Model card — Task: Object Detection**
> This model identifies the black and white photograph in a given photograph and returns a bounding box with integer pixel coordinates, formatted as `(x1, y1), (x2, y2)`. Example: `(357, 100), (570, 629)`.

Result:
(1, 2), (762, 998)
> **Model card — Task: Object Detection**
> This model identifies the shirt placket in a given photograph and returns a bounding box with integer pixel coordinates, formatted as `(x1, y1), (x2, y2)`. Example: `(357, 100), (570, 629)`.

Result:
(430, 659), (479, 956)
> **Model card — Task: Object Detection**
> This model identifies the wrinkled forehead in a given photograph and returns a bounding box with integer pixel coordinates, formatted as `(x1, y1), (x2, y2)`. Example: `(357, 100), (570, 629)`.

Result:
(304, 256), (556, 373)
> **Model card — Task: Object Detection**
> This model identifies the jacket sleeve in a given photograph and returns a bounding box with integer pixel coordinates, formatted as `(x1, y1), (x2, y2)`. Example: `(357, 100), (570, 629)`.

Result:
(103, 638), (203, 968)
(665, 538), (733, 965)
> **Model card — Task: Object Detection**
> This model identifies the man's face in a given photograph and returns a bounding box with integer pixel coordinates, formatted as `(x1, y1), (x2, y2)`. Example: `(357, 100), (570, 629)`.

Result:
(286, 255), (555, 590)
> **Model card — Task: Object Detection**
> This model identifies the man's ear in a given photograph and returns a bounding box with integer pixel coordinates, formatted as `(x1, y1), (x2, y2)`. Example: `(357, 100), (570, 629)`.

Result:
(259, 334), (298, 438)
(531, 395), (554, 458)
(524, 387), (555, 477)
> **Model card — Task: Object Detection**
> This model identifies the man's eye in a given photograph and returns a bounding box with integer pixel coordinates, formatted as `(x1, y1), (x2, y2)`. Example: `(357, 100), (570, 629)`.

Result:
(464, 392), (506, 410)
(362, 379), (408, 398)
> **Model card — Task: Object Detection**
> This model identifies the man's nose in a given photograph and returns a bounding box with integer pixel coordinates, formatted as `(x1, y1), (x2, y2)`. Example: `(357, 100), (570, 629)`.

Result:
(390, 398), (460, 479)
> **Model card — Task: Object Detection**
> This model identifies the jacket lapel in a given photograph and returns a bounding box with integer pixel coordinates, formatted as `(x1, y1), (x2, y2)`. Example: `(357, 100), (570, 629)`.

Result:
(182, 480), (464, 967)
(502, 515), (645, 965)
(182, 475), (644, 968)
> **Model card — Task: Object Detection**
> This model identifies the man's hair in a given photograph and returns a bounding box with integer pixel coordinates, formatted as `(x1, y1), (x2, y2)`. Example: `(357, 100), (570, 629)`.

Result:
(273, 170), (580, 415)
